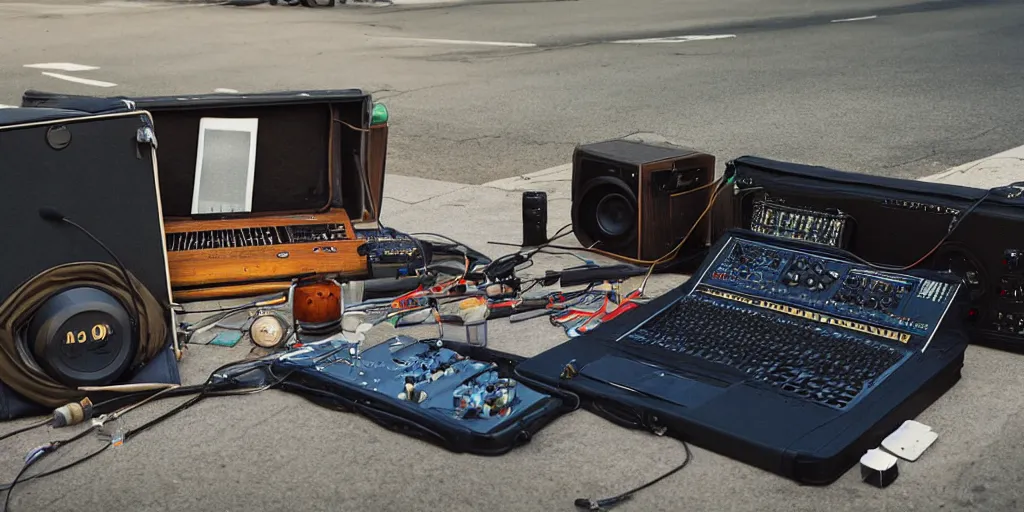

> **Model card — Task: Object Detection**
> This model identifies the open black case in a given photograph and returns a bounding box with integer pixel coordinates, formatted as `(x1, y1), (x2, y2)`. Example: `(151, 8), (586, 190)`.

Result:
(515, 228), (969, 484)
(269, 336), (575, 455)
(0, 108), (181, 420)
(22, 89), (390, 300)
(721, 155), (1024, 353)
(21, 89), (383, 224)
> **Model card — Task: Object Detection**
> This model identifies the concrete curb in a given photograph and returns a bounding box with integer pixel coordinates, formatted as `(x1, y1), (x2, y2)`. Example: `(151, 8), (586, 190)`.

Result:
(920, 145), (1024, 188)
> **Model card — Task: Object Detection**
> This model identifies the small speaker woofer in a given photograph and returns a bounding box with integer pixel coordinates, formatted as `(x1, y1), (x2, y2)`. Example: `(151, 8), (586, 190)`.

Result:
(45, 125), (72, 150)
(572, 176), (638, 252)
(595, 193), (634, 238)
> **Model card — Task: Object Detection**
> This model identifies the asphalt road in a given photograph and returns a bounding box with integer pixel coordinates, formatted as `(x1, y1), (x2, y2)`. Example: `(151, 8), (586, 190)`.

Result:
(1, 0), (1023, 184)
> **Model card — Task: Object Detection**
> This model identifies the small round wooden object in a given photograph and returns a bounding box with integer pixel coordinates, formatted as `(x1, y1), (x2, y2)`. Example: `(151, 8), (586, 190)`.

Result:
(293, 280), (343, 325)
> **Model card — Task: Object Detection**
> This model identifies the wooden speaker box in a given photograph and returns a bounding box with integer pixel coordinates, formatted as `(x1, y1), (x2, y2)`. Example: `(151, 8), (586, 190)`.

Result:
(571, 139), (716, 269)
(23, 90), (387, 300)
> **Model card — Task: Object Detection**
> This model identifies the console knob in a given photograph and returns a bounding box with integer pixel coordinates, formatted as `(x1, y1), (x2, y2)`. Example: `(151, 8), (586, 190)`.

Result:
(812, 262), (824, 274)
(795, 258), (809, 271)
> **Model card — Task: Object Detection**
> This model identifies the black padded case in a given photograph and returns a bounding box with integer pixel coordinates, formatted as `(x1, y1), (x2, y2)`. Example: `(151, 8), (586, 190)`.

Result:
(723, 155), (1024, 353)
(515, 229), (969, 485)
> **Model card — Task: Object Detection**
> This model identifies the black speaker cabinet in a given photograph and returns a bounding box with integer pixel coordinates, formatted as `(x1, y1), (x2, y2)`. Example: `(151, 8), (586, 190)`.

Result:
(0, 108), (180, 419)
(571, 139), (716, 267)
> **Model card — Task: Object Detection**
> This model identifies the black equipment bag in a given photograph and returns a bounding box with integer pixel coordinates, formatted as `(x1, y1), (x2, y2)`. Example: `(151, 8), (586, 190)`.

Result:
(725, 155), (1024, 353)
(515, 228), (969, 485)
(271, 336), (575, 456)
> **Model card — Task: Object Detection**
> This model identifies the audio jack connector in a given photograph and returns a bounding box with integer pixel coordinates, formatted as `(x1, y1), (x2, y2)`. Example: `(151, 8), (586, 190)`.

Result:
(50, 397), (94, 428)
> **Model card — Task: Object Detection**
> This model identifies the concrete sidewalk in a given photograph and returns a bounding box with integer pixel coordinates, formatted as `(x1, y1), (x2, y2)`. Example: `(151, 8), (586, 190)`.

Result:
(5, 145), (1024, 512)
(368, 144), (1024, 511)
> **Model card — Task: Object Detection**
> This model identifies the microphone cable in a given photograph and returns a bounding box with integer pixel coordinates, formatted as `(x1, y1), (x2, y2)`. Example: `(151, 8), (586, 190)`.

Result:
(574, 437), (692, 511)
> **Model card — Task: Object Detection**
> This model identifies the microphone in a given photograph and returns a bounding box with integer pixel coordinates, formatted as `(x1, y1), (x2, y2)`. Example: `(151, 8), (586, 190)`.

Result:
(38, 207), (65, 223)
(38, 207), (144, 346)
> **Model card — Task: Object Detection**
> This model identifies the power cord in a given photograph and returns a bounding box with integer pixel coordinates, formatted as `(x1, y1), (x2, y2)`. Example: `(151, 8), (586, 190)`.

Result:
(2, 422), (100, 512)
(0, 420), (49, 443)
(842, 190), (992, 272)
(574, 438), (692, 511)
(0, 354), (301, 510)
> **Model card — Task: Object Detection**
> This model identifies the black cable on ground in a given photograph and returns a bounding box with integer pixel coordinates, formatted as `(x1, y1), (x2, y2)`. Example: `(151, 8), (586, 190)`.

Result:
(2, 423), (102, 512)
(574, 438), (692, 511)
(0, 420), (48, 443)
(0, 354), (289, 510)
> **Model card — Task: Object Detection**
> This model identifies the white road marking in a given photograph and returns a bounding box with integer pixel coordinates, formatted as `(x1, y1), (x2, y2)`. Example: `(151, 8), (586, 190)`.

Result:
(831, 15), (878, 23)
(40, 72), (117, 88)
(214, 88), (239, 93)
(24, 62), (100, 72)
(376, 37), (537, 48)
(0, 104), (17, 109)
(611, 34), (736, 44)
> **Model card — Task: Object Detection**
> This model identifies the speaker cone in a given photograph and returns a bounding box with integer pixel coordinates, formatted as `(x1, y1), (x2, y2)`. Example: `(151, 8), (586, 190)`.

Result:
(572, 176), (638, 253)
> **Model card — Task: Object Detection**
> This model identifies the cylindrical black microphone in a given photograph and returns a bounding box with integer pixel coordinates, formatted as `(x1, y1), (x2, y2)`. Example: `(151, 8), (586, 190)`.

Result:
(38, 207), (66, 223)
(522, 191), (548, 247)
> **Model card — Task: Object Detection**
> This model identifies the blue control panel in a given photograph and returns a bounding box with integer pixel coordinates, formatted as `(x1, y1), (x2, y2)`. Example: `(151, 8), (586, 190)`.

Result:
(692, 238), (961, 346)
(274, 336), (550, 433)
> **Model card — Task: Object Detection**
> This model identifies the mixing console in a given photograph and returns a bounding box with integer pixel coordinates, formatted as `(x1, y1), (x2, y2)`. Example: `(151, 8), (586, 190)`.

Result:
(617, 234), (962, 410)
(698, 237), (960, 345)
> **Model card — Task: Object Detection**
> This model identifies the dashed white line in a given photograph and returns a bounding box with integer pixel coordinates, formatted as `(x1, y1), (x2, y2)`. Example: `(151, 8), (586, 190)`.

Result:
(214, 88), (239, 93)
(611, 34), (737, 44)
(41, 72), (117, 88)
(377, 37), (537, 48)
(24, 62), (100, 72)
(831, 15), (878, 23)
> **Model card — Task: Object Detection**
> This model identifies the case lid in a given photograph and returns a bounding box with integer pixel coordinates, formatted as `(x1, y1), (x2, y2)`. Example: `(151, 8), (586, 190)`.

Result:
(0, 107), (92, 127)
(0, 110), (173, 309)
(21, 90), (374, 220)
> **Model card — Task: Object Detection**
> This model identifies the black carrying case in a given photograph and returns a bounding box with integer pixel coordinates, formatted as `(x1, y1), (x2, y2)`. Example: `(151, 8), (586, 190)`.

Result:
(21, 89), (377, 223)
(272, 338), (575, 456)
(515, 228), (969, 485)
(0, 108), (181, 421)
(724, 155), (1024, 353)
